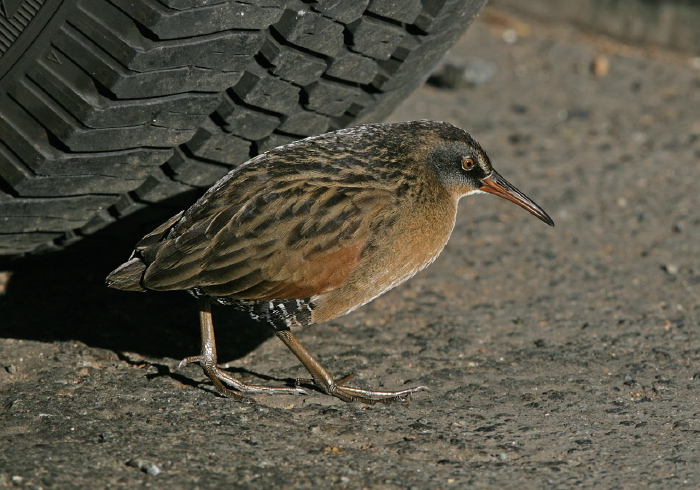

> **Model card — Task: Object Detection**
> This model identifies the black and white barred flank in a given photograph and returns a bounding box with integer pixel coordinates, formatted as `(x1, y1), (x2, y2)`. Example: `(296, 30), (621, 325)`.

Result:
(190, 287), (315, 330)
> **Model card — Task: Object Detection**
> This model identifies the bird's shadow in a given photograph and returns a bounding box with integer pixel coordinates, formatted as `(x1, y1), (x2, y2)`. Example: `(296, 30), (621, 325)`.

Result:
(0, 194), (275, 371)
(133, 357), (304, 397)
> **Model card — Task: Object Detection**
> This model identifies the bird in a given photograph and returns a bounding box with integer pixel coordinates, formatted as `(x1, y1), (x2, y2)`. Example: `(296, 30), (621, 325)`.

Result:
(106, 120), (554, 403)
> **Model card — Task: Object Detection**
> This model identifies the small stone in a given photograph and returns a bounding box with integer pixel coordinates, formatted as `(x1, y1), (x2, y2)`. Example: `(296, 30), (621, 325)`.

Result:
(502, 28), (518, 44)
(144, 463), (161, 476)
(662, 263), (679, 275)
(428, 58), (498, 89)
(126, 458), (161, 476)
(591, 55), (610, 77)
(323, 445), (342, 456)
(5, 365), (16, 374)
(126, 458), (144, 469)
(0, 271), (11, 295)
(98, 432), (117, 443)
(631, 131), (649, 145)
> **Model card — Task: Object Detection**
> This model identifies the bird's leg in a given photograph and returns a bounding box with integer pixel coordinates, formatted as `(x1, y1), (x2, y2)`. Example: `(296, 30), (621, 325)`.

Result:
(179, 297), (306, 399)
(274, 328), (427, 403)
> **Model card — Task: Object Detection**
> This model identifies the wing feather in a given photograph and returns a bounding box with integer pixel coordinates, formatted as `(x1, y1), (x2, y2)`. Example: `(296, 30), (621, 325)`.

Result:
(141, 174), (393, 301)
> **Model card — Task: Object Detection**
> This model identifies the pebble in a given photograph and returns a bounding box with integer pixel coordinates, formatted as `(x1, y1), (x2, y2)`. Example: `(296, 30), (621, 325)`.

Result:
(144, 464), (161, 476)
(591, 55), (610, 77)
(429, 58), (498, 89)
(502, 28), (518, 44)
(98, 432), (117, 443)
(662, 263), (679, 275)
(631, 131), (649, 145)
(126, 458), (162, 476)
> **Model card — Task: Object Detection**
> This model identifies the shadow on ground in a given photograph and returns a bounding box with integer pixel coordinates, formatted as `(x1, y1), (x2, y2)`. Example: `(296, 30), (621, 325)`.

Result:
(0, 230), (274, 362)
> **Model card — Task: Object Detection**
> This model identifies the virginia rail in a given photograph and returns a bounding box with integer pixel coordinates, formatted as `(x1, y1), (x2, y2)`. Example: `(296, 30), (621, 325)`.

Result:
(107, 120), (553, 403)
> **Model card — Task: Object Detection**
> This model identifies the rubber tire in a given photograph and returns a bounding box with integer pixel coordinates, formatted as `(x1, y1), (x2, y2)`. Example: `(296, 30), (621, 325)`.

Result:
(0, 0), (486, 258)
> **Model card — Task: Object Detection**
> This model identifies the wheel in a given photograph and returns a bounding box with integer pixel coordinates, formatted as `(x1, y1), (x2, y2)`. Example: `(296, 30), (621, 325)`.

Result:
(0, 0), (486, 258)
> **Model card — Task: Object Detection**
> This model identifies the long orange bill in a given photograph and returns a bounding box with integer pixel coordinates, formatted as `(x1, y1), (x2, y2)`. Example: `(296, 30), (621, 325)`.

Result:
(480, 170), (554, 226)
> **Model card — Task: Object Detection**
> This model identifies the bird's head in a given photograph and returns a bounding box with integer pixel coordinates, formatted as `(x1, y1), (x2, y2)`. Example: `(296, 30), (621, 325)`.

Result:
(426, 123), (554, 227)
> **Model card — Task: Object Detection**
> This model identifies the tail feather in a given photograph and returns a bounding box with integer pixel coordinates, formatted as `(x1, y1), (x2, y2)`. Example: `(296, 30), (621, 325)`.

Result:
(106, 257), (148, 292)
(106, 211), (183, 293)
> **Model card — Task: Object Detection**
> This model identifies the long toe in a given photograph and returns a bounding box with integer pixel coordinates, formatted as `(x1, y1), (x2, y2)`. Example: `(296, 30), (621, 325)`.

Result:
(179, 356), (306, 399)
(316, 377), (428, 404)
(213, 367), (307, 396)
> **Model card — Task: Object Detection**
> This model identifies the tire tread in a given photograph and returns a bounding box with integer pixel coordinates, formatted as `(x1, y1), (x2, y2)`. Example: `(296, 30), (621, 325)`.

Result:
(0, 0), (487, 257)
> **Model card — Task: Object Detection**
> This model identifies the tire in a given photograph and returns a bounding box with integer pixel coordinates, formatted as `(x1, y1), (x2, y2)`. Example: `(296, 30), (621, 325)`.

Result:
(0, 0), (486, 258)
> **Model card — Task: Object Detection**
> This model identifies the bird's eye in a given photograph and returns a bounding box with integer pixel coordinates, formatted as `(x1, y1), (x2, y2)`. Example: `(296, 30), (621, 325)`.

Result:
(462, 158), (475, 171)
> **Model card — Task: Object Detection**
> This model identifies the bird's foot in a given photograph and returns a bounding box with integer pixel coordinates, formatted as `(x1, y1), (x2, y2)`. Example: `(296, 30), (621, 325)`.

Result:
(275, 329), (427, 403)
(179, 355), (306, 400)
(296, 373), (428, 404)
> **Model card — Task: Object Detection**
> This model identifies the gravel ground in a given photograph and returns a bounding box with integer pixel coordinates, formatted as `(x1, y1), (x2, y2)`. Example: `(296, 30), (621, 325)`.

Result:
(2, 7), (700, 489)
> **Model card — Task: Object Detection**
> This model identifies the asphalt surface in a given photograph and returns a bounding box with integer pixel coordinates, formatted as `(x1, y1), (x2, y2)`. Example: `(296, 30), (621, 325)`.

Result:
(2, 7), (699, 489)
